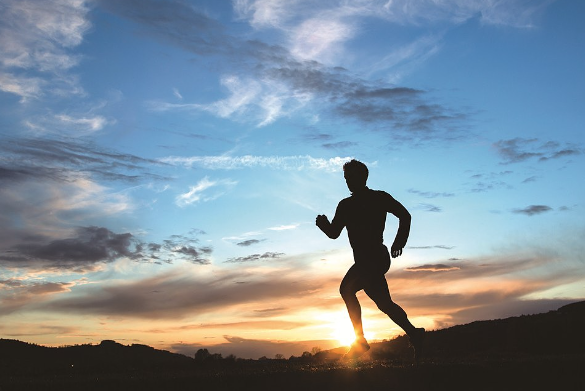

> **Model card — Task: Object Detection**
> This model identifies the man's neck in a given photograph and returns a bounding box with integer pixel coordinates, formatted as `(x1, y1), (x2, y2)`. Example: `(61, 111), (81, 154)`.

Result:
(351, 186), (369, 195)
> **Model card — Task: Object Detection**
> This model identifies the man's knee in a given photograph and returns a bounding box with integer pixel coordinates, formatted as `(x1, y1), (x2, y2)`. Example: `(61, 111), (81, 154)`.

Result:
(339, 283), (356, 301)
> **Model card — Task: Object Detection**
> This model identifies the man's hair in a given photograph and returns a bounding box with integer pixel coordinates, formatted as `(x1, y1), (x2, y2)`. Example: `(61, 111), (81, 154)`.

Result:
(343, 159), (368, 181)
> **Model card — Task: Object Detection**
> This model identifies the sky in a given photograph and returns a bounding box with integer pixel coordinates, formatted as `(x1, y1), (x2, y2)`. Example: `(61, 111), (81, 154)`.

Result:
(0, 0), (584, 359)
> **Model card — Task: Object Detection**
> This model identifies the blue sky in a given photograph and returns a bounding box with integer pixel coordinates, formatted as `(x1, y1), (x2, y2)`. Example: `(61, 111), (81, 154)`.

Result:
(0, 0), (584, 359)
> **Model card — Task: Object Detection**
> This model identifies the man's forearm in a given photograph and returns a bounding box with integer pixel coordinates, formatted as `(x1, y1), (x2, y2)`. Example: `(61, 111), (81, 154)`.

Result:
(393, 214), (411, 249)
(316, 216), (342, 239)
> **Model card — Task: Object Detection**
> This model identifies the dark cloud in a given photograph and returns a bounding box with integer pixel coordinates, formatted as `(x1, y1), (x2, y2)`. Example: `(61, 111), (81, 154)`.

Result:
(252, 307), (288, 316)
(96, 0), (228, 55)
(417, 203), (442, 212)
(226, 252), (285, 263)
(512, 205), (553, 216)
(0, 227), (140, 269)
(322, 141), (358, 149)
(304, 133), (334, 142)
(0, 138), (166, 184)
(408, 189), (455, 198)
(466, 170), (514, 193)
(146, 231), (212, 265)
(170, 246), (211, 265)
(0, 279), (73, 316)
(0, 227), (212, 269)
(493, 138), (581, 164)
(236, 239), (264, 247)
(47, 269), (319, 319)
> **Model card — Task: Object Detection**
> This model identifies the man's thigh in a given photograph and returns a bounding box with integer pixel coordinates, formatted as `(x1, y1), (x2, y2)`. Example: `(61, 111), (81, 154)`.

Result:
(363, 272), (392, 304)
(340, 264), (368, 294)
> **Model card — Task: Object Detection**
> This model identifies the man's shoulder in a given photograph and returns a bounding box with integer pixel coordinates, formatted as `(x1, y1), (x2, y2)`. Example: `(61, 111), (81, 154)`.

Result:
(338, 196), (353, 206)
(369, 188), (393, 198)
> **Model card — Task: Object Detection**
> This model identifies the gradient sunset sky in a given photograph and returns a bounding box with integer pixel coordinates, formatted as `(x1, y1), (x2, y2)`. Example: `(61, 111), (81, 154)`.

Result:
(1, 0), (584, 359)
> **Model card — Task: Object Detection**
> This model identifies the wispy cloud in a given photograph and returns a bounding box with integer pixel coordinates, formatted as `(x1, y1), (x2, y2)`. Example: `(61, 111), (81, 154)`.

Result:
(103, 0), (472, 140)
(161, 155), (351, 172)
(46, 267), (319, 319)
(235, 0), (551, 65)
(0, 279), (74, 316)
(175, 177), (237, 207)
(406, 264), (460, 272)
(409, 245), (455, 250)
(0, 0), (91, 100)
(512, 205), (553, 216)
(268, 224), (299, 231)
(150, 74), (311, 127)
(236, 239), (264, 247)
(408, 189), (455, 198)
(172, 87), (182, 100)
(0, 138), (165, 183)
(417, 203), (442, 213)
(493, 138), (582, 164)
(225, 252), (285, 263)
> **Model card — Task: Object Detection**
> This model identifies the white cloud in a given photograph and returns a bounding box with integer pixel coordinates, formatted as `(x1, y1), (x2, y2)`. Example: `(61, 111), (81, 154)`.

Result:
(289, 17), (355, 63)
(0, 0), (91, 100)
(55, 114), (110, 133)
(23, 111), (114, 135)
(268, 223), (299, 231)
(234, 0), (552, 65)
(160, 155), (352, 172)
(0, 72), (44, 102)
(365, 34), (443, 82)
(233, 0), (302, 28)
(175, 177), (237, 207)
(150, 75), (309, 127)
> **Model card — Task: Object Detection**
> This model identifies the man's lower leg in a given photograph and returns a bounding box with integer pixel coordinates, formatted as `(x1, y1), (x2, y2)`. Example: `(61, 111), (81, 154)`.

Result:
(342, 294), (370, 359)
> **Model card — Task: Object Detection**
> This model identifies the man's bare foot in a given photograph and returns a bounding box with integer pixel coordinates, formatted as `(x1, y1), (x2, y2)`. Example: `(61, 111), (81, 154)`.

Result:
(342, 337), (370, 360)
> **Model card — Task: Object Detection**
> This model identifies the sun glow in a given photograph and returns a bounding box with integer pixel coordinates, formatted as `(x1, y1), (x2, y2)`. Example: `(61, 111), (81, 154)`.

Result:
(323, 311), (376, 346)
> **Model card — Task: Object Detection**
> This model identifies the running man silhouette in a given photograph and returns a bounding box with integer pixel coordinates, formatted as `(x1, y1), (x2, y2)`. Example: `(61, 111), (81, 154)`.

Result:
(316, 159), (425, 361)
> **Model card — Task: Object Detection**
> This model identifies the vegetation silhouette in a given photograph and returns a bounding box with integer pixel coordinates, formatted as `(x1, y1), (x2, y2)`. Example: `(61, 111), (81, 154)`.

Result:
(0, 302), (584, 390)
(316, 159), (424, 360)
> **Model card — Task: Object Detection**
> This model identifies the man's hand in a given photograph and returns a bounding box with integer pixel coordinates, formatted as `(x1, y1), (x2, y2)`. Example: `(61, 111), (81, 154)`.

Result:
(316, 214), (329, 229)
(390, 245), (403, 258)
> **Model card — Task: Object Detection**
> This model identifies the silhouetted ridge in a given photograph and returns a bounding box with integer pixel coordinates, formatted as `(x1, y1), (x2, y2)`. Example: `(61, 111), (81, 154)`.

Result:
(366, 300), (585, 361)
(0, 338), (192, 376)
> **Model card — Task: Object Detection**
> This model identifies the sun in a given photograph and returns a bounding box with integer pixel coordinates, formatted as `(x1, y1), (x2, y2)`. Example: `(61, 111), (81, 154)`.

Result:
(331, 323), (356, 346)
(325, 311), (375, 346)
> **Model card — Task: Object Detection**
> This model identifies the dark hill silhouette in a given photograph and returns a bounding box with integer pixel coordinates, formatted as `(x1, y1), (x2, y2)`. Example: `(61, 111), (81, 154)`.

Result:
(362, 300), (585, 361)
(1, 301), (584, 390)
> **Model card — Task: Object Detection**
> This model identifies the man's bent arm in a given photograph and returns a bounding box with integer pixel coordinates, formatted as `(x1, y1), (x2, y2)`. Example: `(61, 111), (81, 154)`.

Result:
(393, 207), (411, 250)
(316, 204), (345, 239)
(386, 195), (411, 251)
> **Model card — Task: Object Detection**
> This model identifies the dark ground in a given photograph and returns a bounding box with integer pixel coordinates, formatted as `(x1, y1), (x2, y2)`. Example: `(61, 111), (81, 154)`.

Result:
(2, 354), (584, 391)
(1, 301), (584, 391)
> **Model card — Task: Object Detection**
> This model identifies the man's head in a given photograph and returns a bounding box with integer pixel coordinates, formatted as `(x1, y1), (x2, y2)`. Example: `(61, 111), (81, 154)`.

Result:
(343, 159), (368, 193)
